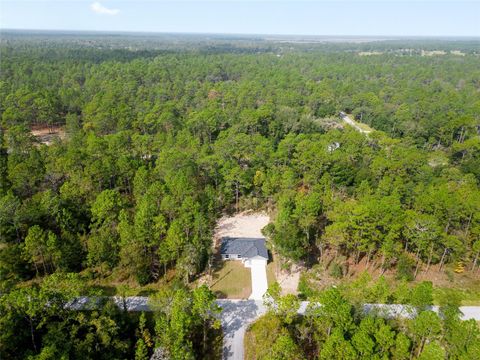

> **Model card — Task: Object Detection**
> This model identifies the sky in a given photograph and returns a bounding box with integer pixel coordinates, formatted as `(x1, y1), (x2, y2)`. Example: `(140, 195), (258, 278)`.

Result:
(1, 1), (479, 37)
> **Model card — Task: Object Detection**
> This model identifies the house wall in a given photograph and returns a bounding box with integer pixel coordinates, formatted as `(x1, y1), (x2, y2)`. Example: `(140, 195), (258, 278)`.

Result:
(221, 254), (243, 260)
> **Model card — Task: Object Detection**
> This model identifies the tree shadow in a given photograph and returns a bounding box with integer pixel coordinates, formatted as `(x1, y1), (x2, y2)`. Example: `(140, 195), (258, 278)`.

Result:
(217, 300), (265, 359)
(211, 268), (233, 287)
(137, 288), (158, 297)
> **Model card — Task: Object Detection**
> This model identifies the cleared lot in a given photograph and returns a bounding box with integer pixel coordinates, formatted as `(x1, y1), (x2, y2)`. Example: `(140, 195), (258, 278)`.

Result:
(215, 212), (270, 239)
(211, 212), (272, 300)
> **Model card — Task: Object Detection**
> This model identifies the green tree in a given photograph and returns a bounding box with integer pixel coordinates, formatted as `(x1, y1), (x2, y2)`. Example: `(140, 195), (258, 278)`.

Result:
(409, 311), (442, 357)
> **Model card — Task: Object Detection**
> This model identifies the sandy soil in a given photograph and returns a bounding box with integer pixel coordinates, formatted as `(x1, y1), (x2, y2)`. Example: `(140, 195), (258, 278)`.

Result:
(214, 211), (270, 240)
(276, 264), (301, 295)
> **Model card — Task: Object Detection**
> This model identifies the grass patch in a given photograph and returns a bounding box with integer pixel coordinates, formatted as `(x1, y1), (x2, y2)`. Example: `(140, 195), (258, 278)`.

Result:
(266, 258), (277, 286)
(299, 262), (480, 306)
(433, 284), (480, 306)
(210, 260), (251, 299)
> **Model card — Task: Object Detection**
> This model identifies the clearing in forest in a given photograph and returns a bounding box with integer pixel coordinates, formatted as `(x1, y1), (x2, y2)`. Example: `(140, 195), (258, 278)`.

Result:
(208, 212), (271, 299)
(31, 125), (66, 145)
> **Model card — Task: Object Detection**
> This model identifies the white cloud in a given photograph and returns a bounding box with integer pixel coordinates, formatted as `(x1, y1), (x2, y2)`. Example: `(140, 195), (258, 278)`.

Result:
(90, 2), (120, 16)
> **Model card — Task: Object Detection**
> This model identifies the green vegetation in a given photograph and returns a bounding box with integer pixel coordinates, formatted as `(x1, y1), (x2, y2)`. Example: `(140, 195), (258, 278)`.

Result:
(1, 32), (480, 358)
(299, 270), (480, 306)
(246, 284), (480, 359)
(0, 273), (221, 359)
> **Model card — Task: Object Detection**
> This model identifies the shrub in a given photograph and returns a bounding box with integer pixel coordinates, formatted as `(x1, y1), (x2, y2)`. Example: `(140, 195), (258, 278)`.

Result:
(396, 254), (414, 281)
(297, 273), (316, 299)
(330, 262), (343, 279)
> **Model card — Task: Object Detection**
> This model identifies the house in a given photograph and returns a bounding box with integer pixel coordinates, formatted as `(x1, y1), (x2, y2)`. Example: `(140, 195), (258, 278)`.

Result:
(327, 141), (340, 152)
(220, 237), (268, 267)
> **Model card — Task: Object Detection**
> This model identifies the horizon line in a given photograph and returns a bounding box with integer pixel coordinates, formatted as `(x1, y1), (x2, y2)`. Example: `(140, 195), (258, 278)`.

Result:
(2, 28), (480, 40)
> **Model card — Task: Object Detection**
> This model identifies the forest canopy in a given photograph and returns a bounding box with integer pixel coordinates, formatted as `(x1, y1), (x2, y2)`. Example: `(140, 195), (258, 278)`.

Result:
(0, 32), (479, 359)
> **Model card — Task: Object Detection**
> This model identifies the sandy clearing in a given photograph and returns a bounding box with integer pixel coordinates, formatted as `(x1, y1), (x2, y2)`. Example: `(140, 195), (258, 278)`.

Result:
(278, 271), (301, 295)
(276, 263), (302, 295)
(214, 211), (270, 240)
(339, 112), (372, 135)
(31, 125), (66, 146)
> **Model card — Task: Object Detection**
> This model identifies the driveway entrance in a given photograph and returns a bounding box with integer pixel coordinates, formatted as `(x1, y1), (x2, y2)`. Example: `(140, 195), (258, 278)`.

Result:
(248, 259), (268, 300)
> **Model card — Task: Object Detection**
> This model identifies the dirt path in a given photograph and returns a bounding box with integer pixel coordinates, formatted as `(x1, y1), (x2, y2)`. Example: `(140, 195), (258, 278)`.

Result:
(339, 112), (372, 134)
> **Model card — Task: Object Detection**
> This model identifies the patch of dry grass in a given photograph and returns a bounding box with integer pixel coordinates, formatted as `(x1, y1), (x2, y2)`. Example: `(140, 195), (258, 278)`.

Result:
(210, 260), (252, 299)
(266, 259), (277, 287)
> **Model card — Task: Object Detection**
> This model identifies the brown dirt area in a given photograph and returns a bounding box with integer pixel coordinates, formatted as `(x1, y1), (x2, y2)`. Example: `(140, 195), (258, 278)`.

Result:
(31, 125), (66, 145)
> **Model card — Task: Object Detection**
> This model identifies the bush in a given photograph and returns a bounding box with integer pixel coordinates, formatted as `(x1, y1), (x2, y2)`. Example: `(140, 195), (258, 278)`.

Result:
(297, 273), (316, 299)
(445, 269), (454, 282)
(330, 262), (343, 279)
(396, 254), (415, 281)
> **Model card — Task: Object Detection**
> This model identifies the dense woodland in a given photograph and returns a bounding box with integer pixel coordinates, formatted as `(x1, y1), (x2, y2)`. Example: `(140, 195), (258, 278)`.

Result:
(1, 32), (480, 358)
(246, 284), (479, 359)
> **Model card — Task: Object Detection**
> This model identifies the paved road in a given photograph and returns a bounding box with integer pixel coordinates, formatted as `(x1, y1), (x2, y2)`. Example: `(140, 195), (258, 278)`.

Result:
(67, 297), (480, 359)
(217, 300), (266, 360)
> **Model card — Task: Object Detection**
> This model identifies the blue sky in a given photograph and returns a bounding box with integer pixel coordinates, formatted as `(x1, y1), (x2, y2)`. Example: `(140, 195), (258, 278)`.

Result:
(1, 1), (479, 36)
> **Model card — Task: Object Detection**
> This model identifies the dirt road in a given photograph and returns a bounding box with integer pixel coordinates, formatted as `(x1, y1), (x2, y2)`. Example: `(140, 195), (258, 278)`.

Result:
(339, 112), (372, 134)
